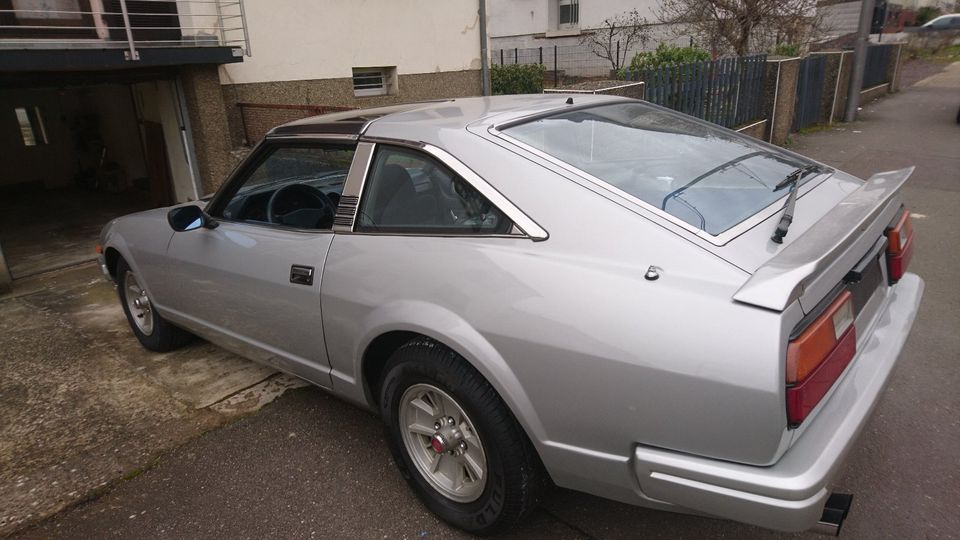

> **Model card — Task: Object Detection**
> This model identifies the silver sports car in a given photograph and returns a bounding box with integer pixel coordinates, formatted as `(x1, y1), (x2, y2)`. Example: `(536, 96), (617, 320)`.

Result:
(98, 95), (923, 535)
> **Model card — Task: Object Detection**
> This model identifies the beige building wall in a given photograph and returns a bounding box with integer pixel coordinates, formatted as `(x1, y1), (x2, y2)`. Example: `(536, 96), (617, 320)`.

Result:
(217, 0), (484, 146)
(219, 1), (482, 84)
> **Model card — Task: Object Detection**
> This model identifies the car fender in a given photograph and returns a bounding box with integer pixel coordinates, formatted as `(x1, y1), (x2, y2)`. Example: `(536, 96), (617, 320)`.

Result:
(346, 299), (549, 445)
(100, 211), (175, 309)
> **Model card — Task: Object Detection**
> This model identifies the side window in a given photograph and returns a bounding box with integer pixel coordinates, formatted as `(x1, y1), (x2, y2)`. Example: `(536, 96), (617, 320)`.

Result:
(356, 146), (511, 234)
(219, 144), (355, 230)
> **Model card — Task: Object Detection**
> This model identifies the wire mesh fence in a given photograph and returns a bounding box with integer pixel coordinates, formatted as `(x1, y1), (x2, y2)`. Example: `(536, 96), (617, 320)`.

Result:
(492, 45), (647, 87)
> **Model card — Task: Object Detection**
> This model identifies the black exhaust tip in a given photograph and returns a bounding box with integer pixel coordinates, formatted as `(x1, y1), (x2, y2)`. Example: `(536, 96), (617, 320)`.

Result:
(813, 492), (854, 536)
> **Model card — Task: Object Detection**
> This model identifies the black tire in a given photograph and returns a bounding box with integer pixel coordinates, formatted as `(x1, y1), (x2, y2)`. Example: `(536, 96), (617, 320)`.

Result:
(116, 257), (193, 352)
(379, 337), (545, 536)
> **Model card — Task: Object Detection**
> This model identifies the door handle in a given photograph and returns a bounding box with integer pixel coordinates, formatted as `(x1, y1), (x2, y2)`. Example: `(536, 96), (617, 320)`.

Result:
(290, 265), (314, 286)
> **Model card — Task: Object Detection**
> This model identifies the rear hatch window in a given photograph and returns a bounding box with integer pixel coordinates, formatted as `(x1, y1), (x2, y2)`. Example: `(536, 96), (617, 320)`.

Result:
(502, 102), (814, 236)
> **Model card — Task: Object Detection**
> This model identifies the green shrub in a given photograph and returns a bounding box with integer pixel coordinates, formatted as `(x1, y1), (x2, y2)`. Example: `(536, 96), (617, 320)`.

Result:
(771, 43), (800, 57)
(627, 44), (711, 72)
(914, 6), (941, 26)
(491, 64), (546, 95)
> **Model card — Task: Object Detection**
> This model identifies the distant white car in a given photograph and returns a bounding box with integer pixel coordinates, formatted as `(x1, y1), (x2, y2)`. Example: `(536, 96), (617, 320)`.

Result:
(920, 13), (960, 30)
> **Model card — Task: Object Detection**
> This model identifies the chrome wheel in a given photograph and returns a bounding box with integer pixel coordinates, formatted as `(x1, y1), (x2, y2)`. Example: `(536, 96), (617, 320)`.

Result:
(123, 270), (154, 335)
(400, 383), (487, 503)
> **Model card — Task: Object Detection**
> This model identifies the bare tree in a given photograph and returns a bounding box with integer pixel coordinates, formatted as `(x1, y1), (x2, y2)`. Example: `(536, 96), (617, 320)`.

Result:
(656, 0), (822, 56)
(581, 9), (651, 71)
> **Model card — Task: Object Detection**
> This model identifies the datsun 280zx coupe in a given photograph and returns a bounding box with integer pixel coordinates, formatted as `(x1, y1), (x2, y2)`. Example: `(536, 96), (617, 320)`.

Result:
(98, 95), (923, 536)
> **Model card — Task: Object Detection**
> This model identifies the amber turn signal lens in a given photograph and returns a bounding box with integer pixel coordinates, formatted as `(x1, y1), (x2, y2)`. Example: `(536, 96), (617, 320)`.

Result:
(885, 209), (912, 254)
(885, 208), (914, 283)
(95, 244), (103, 254)
(786, 291), (855, 384)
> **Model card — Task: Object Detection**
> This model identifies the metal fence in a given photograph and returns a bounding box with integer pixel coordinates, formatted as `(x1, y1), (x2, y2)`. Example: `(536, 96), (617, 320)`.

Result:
(862, 44), (894, 89)
(621, 54), (768, 129)
(0, 0), (250, 59)
(793, 55), (827, 130)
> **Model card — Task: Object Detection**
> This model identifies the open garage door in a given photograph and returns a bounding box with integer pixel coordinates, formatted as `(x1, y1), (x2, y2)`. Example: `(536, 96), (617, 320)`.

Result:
(0, 75), (200, 282)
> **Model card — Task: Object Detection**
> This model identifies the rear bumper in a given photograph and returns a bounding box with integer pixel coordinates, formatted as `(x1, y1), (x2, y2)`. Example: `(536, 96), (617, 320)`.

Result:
(632, 273), (924, 532)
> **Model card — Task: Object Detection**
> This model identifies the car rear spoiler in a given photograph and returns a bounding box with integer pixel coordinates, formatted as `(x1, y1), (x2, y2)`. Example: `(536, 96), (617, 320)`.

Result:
(733, 167), (914, 312)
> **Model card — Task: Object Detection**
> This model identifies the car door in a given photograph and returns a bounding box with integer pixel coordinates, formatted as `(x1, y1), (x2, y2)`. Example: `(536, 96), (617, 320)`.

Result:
(155, 138), (357, 386)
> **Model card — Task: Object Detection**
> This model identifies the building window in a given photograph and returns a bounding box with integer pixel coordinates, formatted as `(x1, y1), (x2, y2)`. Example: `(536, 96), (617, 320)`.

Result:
(352, 67), (397, 97)
(14, 106), (49, 147)
(558, 0), (579, 28)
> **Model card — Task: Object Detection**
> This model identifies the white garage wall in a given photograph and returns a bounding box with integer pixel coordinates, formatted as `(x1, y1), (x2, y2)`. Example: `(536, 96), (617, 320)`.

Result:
(219, 0), (482, 85)
(488, 0), (659, 38)
(132, 81), (197, 203)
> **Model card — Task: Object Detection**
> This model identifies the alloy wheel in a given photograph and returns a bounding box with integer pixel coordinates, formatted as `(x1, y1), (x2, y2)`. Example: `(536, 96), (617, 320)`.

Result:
(399, 383), (487, 503)
(123, 270), (154, 335)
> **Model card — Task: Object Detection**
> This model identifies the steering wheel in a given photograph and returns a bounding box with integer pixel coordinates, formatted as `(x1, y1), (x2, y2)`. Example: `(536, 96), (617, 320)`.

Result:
(266, 183), (336, 227)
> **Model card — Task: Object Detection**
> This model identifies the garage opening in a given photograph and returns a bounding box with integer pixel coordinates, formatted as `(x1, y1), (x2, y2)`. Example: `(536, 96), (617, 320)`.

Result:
(0, 77), (199, 280)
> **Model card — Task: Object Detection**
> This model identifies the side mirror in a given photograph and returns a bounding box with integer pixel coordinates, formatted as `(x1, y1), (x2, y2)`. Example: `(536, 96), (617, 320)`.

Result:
(167, 205), (218, 232)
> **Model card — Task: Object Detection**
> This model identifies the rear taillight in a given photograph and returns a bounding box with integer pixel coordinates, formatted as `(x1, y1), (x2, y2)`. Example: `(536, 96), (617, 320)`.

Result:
(885, 207), (914, 283)
(786, 291), (856, 426)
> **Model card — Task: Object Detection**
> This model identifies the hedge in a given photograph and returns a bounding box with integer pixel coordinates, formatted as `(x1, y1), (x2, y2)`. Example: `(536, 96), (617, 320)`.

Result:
(491, 64), (546, 95)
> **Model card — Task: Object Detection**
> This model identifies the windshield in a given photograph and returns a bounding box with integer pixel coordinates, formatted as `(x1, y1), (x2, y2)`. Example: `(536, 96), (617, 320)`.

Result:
(503, 102), (817, 235)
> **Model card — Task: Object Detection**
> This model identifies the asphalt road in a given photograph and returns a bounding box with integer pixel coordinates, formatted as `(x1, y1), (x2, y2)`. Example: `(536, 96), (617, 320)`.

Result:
(14, 63), (960, 539)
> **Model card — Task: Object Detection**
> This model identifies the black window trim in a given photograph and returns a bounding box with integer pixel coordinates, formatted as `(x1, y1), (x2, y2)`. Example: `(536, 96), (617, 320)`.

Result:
(348, 137), (548, 241)
(352, 143), (517, 237)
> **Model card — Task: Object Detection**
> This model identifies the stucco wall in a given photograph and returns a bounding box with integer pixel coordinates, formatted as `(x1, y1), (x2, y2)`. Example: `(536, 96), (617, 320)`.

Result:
(817, 1), (862, 40)
(810, 50), (853, 125)
(219, 0), (482, 85)
(222, 70), (481, 147)
(488, 0), (659, 38)
(735, 120), (768, 140)
(180, 65), (236, 194)
(859, 82), (891, 104)
(763, 57), (801, 145)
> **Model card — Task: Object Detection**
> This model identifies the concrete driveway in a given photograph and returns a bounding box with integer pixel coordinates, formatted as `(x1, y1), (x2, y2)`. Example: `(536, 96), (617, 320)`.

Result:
(0, 265), (305, 536)
(7, 63), (960, 538)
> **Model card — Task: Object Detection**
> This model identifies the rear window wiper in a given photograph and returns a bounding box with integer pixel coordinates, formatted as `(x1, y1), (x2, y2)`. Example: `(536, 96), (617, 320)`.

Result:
(771, 164), (823, 244)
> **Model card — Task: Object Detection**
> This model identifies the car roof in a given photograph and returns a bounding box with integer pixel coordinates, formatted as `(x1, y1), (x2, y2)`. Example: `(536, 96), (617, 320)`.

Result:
(924, 13), (960, 23)
(266, 94), (630, 144)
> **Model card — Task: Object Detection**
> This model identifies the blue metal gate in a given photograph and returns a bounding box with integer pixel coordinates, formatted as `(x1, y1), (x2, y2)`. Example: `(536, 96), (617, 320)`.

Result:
(862, 44), (893, 89)
(623, 54), (767, 128)
(793, 55), (827, 131)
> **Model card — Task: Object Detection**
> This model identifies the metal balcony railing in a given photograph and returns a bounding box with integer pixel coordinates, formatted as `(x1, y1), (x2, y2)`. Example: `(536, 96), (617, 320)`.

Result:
(0, 0), (250, 60)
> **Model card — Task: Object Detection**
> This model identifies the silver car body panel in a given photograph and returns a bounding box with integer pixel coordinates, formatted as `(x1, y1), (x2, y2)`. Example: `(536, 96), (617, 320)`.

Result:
(733, 167), (913, 311)
(153, 222), (335, 388)
(98, 95), (924, 533)
(634, 273), (923, 531)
